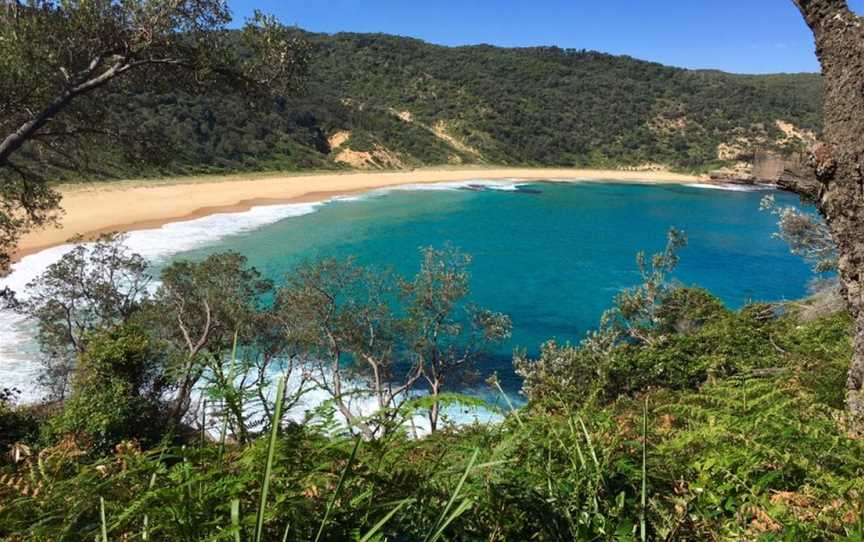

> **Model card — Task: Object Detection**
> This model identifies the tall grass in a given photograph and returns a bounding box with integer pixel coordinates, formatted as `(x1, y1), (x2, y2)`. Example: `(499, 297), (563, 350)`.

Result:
(424, 448), (479, 542)
(314, 437), (361, 542)
(99, 497), (108, 542)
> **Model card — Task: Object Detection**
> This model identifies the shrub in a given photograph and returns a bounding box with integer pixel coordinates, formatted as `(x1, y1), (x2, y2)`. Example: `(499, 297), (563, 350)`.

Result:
(654, 286), (728, 336)
(518, 288), (736, 407)
(43, 325), (168, 453)
(0, 388), (39, 458)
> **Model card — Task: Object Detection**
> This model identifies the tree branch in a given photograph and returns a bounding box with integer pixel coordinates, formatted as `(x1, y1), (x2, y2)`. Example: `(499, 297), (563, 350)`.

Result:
(0, 56), (195, 166)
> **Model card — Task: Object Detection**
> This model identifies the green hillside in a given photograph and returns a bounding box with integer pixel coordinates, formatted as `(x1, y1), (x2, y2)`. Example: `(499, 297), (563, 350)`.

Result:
(11, 31), (825, 180)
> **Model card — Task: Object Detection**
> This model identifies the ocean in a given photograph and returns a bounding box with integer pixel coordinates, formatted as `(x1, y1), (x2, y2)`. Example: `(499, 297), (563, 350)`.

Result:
(0, 180), (816, 407)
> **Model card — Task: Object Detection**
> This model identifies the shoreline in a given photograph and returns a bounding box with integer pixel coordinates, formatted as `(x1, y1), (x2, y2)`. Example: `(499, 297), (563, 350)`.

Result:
(14, 167), (703, 261)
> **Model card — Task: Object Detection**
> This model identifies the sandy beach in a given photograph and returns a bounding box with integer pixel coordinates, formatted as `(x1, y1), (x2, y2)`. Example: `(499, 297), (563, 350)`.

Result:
(14, 167), (702, 259)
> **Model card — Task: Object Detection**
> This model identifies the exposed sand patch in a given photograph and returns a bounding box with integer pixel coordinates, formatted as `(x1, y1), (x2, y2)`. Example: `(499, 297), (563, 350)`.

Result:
(327, 130), (351, 150)
(334, 146), (404, 169)
(717, 139), (748, 161)
(431, 120), (481, 157)
(775, 120), (817, 146)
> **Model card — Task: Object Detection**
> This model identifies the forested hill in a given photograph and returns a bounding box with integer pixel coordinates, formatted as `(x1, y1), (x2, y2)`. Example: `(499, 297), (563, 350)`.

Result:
(18, 31), (825, 180)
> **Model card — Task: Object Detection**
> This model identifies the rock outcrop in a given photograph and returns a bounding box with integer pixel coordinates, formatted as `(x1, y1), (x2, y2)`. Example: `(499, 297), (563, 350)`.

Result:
(709, 151), (804, 187)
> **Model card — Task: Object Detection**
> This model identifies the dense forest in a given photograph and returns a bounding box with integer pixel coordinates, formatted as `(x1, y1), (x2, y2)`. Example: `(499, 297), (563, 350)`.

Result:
(9, 31), (825, 180)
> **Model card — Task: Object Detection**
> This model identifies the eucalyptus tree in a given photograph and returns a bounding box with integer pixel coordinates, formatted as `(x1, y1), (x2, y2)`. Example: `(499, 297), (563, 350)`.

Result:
(0, 0), (309, 273)
(790, 0), (864, 416)
(400, 246), (511, 433)
(275, 258), (422, 439)
(152, 251), (273, 422)
(7, 234), (150, 398)
(276, 249), (511, 437)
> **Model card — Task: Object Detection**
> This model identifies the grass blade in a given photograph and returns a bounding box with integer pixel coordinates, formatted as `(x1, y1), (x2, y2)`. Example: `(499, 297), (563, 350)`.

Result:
(142, 472), (156, 541)
(219, 332), (240, 465)
(142, 448), (165, 541)
(428, 499), (473, 542)
(640, 397), (649, 542)
(99, 497), (108, 542)
(424, 448), (479, 542)
(231, 498), (241, 542)
(577, 416), (599, 469)
(254, 375), (287, 542)
(357, 498), (411, 542)
(489, 374), (523, 428)
(314, 437), (362, 542)
(567, 418), (586, 469)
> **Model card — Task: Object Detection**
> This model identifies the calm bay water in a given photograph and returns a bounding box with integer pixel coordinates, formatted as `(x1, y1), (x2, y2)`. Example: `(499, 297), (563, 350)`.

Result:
(161, 181), (815, 395)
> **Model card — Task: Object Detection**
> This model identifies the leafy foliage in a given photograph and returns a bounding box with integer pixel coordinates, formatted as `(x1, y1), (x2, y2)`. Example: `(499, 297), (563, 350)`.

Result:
(0, 0), (309, 272)
(0, 307), (860, 541)
(43, 325), (169, 454)
(1, 235), (860, 541)
(761, 194), (838, 272)
(5, 234), (150, 398)
(0, 388), (39, 459)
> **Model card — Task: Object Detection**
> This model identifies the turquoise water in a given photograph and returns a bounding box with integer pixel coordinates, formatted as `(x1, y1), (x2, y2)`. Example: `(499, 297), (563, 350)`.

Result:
(165, 181), (815, 394)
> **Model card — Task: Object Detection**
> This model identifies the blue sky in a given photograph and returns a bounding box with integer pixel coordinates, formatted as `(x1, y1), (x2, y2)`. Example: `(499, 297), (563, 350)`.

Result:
(229, 0), (864, 74)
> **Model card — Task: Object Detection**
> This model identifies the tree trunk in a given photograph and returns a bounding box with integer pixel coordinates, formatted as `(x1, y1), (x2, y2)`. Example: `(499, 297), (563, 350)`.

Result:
(792, 0), (864, 416)
(428, 380), (441, 433)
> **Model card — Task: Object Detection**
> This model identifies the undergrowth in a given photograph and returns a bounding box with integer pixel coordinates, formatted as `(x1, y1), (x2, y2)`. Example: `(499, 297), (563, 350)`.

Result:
(1, 307), (861, 540)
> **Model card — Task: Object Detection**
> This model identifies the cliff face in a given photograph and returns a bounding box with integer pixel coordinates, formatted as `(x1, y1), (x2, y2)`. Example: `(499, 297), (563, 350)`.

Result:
(751, 153), (787, 182)
(709, 151), (810, 186)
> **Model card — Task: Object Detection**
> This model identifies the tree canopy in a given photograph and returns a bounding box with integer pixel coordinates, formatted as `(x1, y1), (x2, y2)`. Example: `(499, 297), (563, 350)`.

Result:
(0, 0), (309, 273)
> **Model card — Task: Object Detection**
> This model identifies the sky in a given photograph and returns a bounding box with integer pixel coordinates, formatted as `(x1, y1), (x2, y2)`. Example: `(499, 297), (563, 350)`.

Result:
(228, 0), (864, 74)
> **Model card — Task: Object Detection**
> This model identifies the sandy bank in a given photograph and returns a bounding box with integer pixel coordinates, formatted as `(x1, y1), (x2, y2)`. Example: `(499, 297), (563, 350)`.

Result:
(14, 167), (702, 259)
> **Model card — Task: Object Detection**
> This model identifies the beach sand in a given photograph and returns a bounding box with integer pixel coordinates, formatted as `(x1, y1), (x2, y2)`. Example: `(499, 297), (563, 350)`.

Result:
(14, 167), (702, 259)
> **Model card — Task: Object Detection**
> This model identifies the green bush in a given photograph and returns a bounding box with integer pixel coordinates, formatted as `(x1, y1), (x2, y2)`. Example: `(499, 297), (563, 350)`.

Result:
(43, 326), (168, 453)
(0, 388), (39, 457)
(655, 286), (728, 336)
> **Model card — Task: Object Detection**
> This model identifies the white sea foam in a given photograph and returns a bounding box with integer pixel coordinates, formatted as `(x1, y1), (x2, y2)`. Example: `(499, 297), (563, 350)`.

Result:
(194, 362), (504, 440)
(380, 179), (524, 193)
(273, 367), (503, 436)
(686, 182), (776, 192)
(0, 200), (323, 403)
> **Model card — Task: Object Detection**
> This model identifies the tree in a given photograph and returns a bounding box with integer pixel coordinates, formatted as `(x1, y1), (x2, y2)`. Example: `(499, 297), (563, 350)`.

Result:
(204, 307), (311, 444)
(152, 251), (272, 422)
(515, 231), (711, 407)
(761, 194), (837, 273)
(275, 258), (422, 439)
(275, 249), (510, 437)
(603, 228), (687, 346)
(400, 246), (511, 432)
(789, 0), (864, 416)
(7, 234), (150, 398)
(0, 0), (309, 273)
